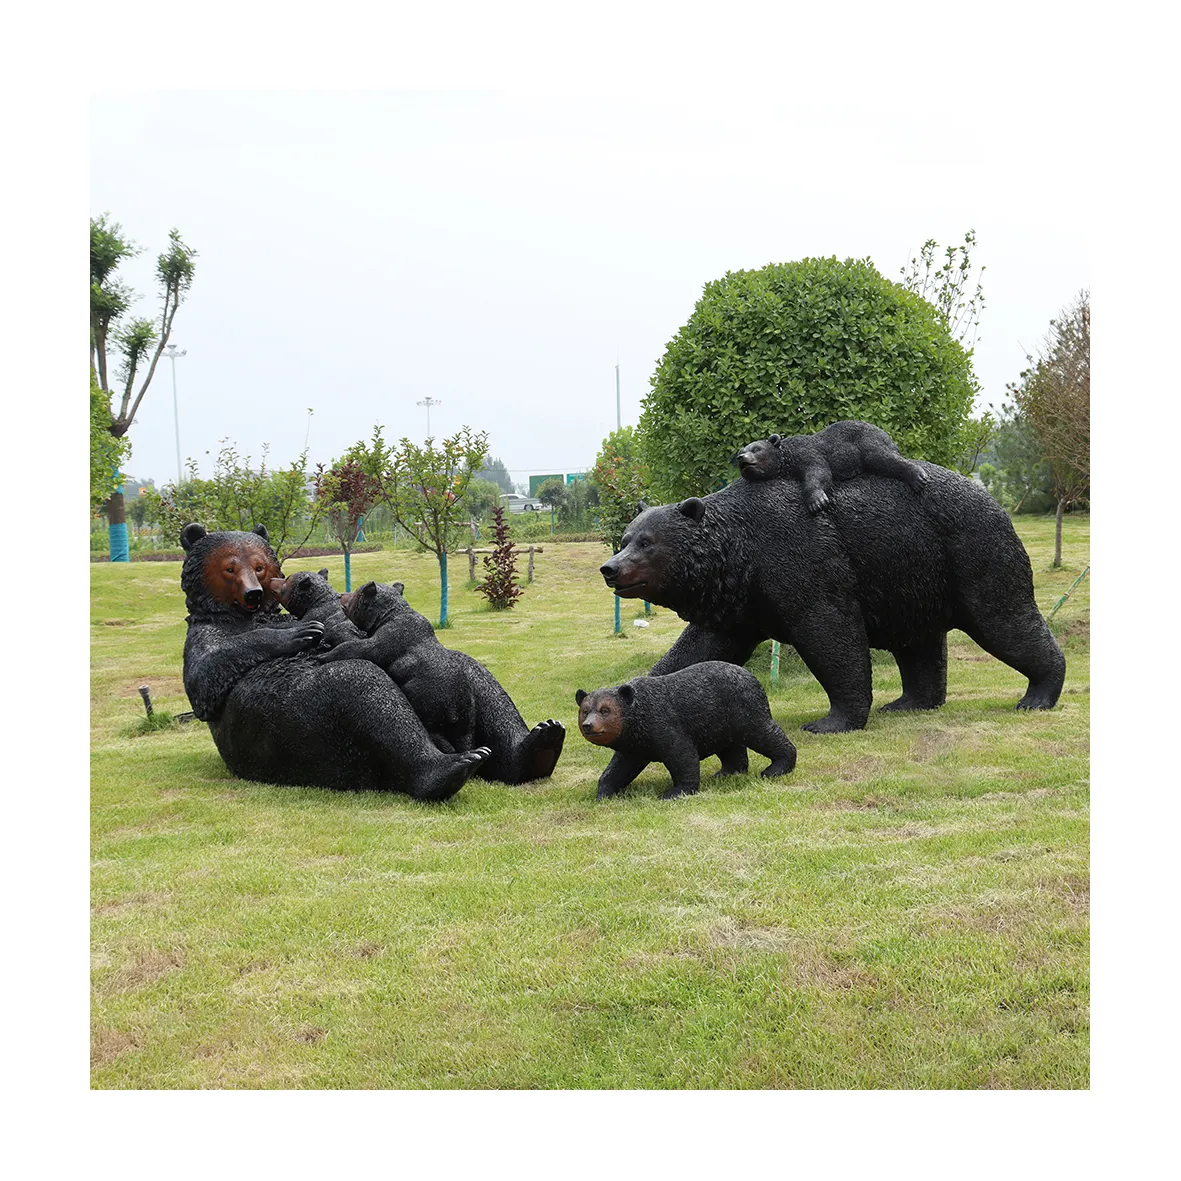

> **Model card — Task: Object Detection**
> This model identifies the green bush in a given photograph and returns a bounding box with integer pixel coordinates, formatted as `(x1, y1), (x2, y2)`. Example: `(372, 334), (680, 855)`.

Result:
(639, 256), (978, 500)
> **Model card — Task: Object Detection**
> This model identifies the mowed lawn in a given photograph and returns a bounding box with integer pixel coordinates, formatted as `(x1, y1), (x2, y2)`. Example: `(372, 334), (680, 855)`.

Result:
(91, 513), (1089, 1089)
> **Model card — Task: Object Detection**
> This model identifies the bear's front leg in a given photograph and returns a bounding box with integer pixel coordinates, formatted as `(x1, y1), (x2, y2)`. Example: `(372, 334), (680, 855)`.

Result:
(800, 459), (836, 513)
(315, 637), (376, 665)
(660, 743), (702, 800)
(596, 751), (650, 800)
(789, 600), (873, 733)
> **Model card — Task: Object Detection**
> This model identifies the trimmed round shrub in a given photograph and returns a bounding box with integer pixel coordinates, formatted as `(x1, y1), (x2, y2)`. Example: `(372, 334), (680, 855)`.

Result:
(639, 256), (977, 500)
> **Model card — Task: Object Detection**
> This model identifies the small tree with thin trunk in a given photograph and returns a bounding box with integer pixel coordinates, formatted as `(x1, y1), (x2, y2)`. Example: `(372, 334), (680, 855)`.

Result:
(314, 456), (382, 591)
(354, 426), (490, 626)
(1011, 290), (1090, 567)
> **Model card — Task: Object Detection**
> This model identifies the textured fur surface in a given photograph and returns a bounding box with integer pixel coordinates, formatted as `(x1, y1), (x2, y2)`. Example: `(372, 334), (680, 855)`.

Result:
(734, 420), (928, 512)
(180, 526), (488, 800)
(600, 467), (1065, 733)
(323, 581), (566, 783)
(576, 661), (797, 800)
(268, 568), (362, 650)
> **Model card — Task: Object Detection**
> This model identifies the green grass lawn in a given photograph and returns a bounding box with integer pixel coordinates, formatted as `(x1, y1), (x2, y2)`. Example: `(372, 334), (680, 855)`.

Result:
(91, 512), (1089, 1088)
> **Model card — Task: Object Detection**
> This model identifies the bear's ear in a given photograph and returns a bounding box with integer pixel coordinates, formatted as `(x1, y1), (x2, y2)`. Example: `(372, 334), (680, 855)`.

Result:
(575, 689), (587, 705)
(617, 684), (636, 705)
(677, 497), (706, 524)
(636, 501), (649, 514)
(318, 568), (329, 579)
(391, 582), (405, 597)
(252, 524), (270, 542)
(360, 581), (378, 598)
(180, 523), (207, 551)
(769, 434), (782, 447)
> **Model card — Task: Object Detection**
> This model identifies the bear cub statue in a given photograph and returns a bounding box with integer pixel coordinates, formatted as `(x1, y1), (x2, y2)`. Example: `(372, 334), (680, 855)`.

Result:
(734, 419), (928, 513)
(318, 579), (477, 755)
(268, 568), (362, 649)
(575, 661), (797, 800)
(319, 580), (566, 784)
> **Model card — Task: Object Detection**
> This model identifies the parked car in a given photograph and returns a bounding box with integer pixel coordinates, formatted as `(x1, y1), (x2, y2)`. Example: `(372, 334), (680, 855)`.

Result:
(499, 493), (545, 514)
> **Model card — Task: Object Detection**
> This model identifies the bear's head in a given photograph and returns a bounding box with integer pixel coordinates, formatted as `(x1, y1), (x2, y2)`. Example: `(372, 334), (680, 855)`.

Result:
(574, 685), (632, 746)
(732, 435), (782, 481)
(338, 580), (406, 633)
(267, 568), (334, 617)
(599, 498), (706, 602)
(179, 523), (282, 618)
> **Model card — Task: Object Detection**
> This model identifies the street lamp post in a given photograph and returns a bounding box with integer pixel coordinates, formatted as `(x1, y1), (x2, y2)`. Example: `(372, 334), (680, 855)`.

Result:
(165, 344), (187, 486)
(417, 396), (441, 437)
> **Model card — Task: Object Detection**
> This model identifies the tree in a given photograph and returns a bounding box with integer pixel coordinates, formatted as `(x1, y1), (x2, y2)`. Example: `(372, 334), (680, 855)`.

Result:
(476, 456), (514, 495)
(536, 477), (567, 526)
(149, 439), (324, 562)
(900, 229), (986, 351)
(315, 455), (382, 591)
(463, 477), (503, 525)
(590, 425), (651, 552)
(475, 506), (523, 610)
(90, 215), (197, 560)
(1011, 290), (1090, 566)
(638, 256), (977, 501)
(979, 403), (1058, 515)
(353, 426), (490, 626)
(90, 370), (130, 513)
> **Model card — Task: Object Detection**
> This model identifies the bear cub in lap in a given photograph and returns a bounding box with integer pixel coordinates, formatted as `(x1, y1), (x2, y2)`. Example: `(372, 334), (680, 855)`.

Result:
(575, 661), (797, 800)
(318, 580), (566, 782)
(269, 568), (362, 649)
(317, 580), (477, 754)
(734, 419), (928, 513)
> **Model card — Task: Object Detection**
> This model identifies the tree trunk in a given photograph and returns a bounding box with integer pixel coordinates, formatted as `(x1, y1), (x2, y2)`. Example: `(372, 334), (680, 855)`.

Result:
(108, 479), (130, 563)
(343, 547), (352, 592)
(1054, 497), (1065, 568)
(438, 550), (449, 627)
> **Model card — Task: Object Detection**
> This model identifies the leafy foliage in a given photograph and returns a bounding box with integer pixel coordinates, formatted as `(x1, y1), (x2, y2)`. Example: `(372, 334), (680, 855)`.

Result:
(536, 478), (567, 510)
(90, 215), (198, 438)
(147, 439), (323, 561)
(900, 229), (987, 350)
(638, 256), (977, 500)
(314, 455), (381, 554)
(90, 371), (131, 512)
(352, 425), (491, 559)
(463, 477), (503, 522)
(977, 403), (1058, 514)
(476, 456), (515, 495)
(591, 426), (651, 552)
(476, 506), (524, 610)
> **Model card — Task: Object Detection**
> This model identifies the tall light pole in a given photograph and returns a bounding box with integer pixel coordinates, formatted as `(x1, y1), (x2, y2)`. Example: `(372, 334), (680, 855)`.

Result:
(417, 396), (441, 437)
(615, 363), (621, 430)
(165, 344), (187, 486)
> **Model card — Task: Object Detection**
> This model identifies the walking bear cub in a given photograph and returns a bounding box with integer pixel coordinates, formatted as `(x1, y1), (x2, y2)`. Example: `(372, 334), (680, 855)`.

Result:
(575, 661), (797, 800)
(318, 580), (566, 784)
(734, 419), (928, 512)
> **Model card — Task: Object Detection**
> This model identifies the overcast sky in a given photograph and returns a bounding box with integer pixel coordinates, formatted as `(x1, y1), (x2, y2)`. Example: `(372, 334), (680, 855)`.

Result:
(91, 90), (1087, 490)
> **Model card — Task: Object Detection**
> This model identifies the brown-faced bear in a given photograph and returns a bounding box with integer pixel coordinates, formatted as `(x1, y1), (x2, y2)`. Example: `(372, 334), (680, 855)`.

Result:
(599, 466), (1065, 733)
(575, 661), (797, 800)
(734, 420), (928, 512)
(180, 524), (489, 800)
(319, 580), (566, 783)
(268, 568), (362, 649)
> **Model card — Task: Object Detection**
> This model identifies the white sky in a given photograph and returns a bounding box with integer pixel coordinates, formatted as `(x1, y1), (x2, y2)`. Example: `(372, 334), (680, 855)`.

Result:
(91, 89), (1086, 489)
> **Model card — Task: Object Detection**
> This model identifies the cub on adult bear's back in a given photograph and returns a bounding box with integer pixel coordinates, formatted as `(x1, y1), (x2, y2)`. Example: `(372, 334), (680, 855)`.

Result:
(575, 661), (797, 800)
(734, 419), (928, 513)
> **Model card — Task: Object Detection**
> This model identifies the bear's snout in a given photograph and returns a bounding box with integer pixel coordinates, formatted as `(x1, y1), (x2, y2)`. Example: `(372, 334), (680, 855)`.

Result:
(599, 560), (619, 586)
(242, 586), (264, 609)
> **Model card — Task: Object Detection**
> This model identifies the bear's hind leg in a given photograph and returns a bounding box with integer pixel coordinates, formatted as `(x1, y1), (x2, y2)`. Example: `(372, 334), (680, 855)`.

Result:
(862, 450), (929, 493)
(880, 633), (948, 713)
(750, 722), (798, 777)
(958, 610), (1066, 711)
(713, 743), (749, 777)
